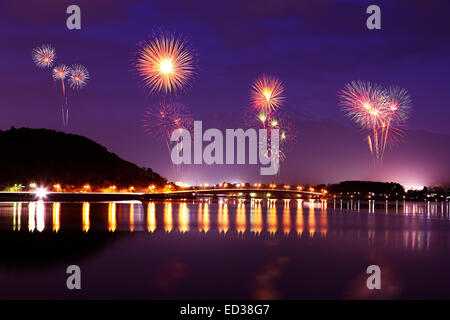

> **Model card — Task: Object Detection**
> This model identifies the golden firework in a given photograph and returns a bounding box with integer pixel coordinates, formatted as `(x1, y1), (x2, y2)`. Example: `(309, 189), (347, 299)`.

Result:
(250, 74), (285, 113)
(134, 31), (197, 96)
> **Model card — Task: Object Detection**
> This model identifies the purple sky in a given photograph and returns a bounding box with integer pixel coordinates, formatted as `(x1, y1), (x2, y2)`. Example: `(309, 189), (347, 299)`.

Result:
(0, 0), (449, 187)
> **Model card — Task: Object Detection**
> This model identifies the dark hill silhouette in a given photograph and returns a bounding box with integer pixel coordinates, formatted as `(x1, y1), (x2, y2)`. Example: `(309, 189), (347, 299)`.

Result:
(0, 127), (166, 188)
(327, 180), (405, 195)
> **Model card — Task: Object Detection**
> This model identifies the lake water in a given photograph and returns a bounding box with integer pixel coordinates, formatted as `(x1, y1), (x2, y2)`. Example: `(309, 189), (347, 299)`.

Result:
(0, 199), (449, 299)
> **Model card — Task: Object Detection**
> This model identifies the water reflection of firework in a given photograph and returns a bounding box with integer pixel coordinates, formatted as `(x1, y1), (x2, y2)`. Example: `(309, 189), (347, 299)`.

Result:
(338, 81), (411, 164)
(133, 31), (198, 96)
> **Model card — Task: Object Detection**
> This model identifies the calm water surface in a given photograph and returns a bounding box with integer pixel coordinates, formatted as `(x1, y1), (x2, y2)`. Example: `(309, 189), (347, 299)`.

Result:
(0, 199), (449, 299)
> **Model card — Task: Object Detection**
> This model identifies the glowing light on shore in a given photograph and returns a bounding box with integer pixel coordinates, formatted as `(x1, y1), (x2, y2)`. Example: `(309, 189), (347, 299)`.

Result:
(35, 187), (48, 199)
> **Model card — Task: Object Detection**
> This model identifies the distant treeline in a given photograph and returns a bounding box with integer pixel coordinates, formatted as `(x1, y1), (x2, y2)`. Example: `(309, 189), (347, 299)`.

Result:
(0, 127), (166, 188)
(327, 180), (405, 195)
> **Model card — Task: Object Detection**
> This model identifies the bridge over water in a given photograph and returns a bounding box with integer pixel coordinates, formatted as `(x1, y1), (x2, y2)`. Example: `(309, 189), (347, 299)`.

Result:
(148, 188), (323, 200)
(0, 188), (323, 202)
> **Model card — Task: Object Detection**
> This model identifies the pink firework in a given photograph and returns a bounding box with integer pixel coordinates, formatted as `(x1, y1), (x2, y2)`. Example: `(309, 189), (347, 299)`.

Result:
(338, 81), (388, 130)
(380, 86), (411, 156)
(250, 74), (286, 114)
(142, 102), (194, 141)
(32, 44), (56, 68)
(69, 64), (89, 90)
(338, 81), (411, 164)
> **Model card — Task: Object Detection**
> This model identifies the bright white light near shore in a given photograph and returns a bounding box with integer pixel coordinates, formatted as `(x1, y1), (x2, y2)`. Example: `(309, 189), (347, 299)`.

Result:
(35, 187), (48, 199)
(404, 185), (425, 191)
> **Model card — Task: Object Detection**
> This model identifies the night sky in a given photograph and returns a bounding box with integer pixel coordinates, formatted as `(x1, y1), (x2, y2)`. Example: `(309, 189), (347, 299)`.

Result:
(1, 0), (449, 187)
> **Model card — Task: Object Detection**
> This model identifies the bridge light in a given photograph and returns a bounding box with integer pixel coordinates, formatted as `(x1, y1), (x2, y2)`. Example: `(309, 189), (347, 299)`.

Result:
(53, 184), (62, 192)
(309, 187), (314, 192)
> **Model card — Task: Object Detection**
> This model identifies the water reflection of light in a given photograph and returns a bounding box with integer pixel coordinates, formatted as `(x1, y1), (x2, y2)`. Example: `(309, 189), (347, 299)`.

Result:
(129, 203), (135, 232)
(307, 200), (316, 237)
(36, 200), (45, 232)
(283, 205), (290, 235)
(203, 203), (210, 232)
(52, 202), (60, 232)
(178, 203), (189, 232)
(251, 203), (263, 235)
(218, 203), (229, 234)
(320, 200), (327, 237)
(267, 205), (277, 235)
(82, 202), (90, 232)
(108, 202), (117, 232)
(13, 202), (21, 231)
(147, 202), (156, 232)
(28, 202), (36, 232)
(197, 202), (203, 232)
(236, 203), (246, 234)
(164, 202), (173, 232)
(296, 200), (303, 235)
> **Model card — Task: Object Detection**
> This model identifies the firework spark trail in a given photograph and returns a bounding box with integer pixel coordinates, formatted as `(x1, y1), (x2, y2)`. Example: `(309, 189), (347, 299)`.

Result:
(380, 86), (411, 160)
(53, 64), (71, 96)
(244, 104), (297, 168)
(250, 74), (286, 114)
(143, 102), (194, 178)
(134, 31), (197, 96)
(32, 44), (56, 68)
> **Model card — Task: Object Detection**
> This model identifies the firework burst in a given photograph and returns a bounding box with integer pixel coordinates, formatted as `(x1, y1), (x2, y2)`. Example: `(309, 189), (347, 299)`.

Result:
(142, 102), (194, 141)
(250, 74), (286, 113)
(52, 64), (70, 81)
(68, 64), (89, 90)
(134, 31), (197, 96)
(32, 44), (56, 68)
(380, 86), (411, 156)
(338, 81), (411, 164)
